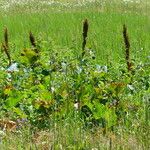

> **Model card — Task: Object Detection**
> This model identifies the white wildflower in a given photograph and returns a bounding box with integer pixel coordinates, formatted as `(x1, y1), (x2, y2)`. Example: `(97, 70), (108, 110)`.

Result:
(127, 84), (135, 91)
(51, 87), (55, 93)
(74, 102), (79, 110)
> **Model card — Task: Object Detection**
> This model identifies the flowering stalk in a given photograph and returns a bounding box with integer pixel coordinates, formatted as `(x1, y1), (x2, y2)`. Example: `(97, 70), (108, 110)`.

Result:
(82, 19), (89, 57)
(2, 28), (11, 66)
(29, 31), (38, 53)
(123, 24), (132, 72)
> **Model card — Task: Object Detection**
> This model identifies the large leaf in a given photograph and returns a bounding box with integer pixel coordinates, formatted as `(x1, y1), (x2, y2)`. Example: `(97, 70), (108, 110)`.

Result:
(5, 91), (22, 108)
(92, 101), (106, 119)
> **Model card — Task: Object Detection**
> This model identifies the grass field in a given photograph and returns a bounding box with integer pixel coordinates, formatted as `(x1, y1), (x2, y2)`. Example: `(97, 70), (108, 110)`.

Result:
(0, 0), (149, 149)
(0, 0), (149, 64)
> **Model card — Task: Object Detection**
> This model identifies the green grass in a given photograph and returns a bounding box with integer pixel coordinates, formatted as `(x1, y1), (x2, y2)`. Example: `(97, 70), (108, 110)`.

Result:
(0, 0), (149, 62)
(0, 11), (149, 65)
(0, 0), (149, 150)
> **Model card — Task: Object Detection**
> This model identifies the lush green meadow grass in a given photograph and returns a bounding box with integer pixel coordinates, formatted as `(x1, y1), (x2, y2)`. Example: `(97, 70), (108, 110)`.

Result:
(0, 0), (149, 149)
(0, 0), (149, 64)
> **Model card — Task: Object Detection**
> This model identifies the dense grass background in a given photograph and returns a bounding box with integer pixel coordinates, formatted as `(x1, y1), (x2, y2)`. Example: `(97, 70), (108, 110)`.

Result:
(0, 0), (149, 64)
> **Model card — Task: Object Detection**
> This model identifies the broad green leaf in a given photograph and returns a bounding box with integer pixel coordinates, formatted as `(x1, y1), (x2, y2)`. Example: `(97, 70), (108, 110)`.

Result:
(13, 107), (27, 118)
(93, 102), (106, 119)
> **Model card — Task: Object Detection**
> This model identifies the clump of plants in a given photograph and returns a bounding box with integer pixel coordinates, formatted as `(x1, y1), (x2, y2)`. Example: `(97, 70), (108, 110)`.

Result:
(0, 19), (149, 146)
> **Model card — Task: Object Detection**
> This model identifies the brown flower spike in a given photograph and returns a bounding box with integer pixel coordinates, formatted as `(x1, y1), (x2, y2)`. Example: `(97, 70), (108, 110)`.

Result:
(123, 24), (132, 72)
(4, 28), (8, 48)
(29, 31), (39, 53)
(29, 31), (36, 47)
(82, 19), (89, 57)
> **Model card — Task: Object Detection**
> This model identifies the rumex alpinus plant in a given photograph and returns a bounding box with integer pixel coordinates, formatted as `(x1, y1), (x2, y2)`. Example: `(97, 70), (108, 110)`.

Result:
(21, 31), (40, 67)
(123, 24), (132, 72)
(82, 19), (89, 58)
(29, 31), (38, 53)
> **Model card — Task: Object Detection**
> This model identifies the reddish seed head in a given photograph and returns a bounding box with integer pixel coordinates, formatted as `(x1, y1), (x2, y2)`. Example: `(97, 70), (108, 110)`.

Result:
(83, 19), (89, 38)
(29, 31), (36, 47)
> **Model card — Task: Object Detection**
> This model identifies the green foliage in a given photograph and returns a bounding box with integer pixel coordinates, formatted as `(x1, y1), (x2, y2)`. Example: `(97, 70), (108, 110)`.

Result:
(0, 32), (149, 132)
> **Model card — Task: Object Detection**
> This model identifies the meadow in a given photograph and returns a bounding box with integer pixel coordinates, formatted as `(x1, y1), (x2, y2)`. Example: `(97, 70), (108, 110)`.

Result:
(0, 0), (149, 149)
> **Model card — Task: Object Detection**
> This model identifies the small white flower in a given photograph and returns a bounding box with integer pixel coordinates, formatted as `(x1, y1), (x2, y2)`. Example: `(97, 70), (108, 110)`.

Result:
(51, 87), (55, 93)
(127, 84), (134, 91)
(74, 102), (79, 110)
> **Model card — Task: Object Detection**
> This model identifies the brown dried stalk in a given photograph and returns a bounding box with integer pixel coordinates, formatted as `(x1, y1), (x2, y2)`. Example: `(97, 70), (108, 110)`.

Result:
(4, 28), (8, 48)
(29, 31), (38, 53)
(29, 31), (36, 47)
(123, 24), (132, 72)
(82, 19), (89, 57)
(2, 28), (11, 66)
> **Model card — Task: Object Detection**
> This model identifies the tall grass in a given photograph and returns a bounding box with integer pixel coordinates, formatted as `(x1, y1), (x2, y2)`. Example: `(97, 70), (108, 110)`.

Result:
(0, 12), (149, 64)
